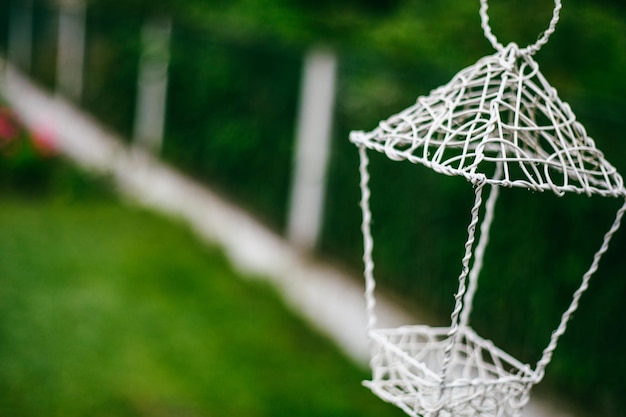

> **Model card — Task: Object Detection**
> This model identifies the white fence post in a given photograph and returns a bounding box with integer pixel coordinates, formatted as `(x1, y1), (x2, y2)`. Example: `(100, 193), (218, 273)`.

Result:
(56, 0), (86, 101)
(133, 17), (171, 153)
(287, 47), (337, 250)
(8, 0), (33, 74)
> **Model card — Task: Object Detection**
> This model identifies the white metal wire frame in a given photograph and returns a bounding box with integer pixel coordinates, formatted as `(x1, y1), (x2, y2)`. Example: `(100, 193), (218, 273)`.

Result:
(357, 144), (626, 417)
(351, 42), (625, 198)
(351, 1), (626, 416)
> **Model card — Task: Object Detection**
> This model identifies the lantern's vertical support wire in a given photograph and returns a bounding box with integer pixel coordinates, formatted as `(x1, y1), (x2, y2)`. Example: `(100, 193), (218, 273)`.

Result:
(358, 145), (377, 332)
(440, 176), (486, 383)
(534, 196), (626, 380)
(460, 169), (501, 329)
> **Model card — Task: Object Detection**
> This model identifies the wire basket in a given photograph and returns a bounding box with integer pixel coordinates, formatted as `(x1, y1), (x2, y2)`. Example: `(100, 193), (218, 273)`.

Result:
(367, 325), (536, 417)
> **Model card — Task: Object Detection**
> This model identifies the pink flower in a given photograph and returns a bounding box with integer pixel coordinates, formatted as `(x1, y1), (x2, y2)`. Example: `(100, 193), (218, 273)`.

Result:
(29, 124), (58, 157)
(0, 108), (19, 145)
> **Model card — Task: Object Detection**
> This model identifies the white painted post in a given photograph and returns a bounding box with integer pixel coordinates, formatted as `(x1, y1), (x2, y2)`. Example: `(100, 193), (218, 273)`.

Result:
(287, 47), (337, 251)
(56, 0), (86, 101)
(8, 0), (33, 74)
(133, 17), (171, 153)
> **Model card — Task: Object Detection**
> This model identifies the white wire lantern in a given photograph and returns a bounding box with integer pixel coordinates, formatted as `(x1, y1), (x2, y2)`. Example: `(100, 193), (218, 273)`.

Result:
(350, 1), (626, 416)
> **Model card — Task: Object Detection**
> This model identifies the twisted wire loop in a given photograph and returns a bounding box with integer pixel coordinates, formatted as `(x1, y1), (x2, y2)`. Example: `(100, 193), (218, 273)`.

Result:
(480, 0), (563, 56)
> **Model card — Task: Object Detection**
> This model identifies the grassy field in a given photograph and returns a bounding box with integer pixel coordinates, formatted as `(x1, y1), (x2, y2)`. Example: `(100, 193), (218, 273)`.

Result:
(0, 179), (404, 417)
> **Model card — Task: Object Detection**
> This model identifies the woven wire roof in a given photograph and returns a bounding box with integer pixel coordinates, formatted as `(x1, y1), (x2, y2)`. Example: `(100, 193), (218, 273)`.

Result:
(350, 43), (625, 197)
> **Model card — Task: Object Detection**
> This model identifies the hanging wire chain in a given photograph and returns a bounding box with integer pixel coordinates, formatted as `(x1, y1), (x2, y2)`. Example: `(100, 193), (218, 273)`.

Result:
(480, 0), (562, 55)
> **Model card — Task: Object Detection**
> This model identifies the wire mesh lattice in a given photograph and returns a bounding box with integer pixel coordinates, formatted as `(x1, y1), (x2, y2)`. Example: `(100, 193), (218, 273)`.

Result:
(350, 43), (625, 197)
(367, 326), (536, 417)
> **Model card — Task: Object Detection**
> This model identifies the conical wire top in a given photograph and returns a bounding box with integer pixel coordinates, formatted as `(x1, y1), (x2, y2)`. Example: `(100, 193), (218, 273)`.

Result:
(350, 43), (625, 197)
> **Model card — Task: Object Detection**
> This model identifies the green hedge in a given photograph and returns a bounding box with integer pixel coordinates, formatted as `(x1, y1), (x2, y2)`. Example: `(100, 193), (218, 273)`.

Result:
(164, 28), (300, 228)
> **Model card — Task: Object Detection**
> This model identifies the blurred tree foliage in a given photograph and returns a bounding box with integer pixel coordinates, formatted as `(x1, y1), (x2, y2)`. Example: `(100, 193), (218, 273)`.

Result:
(2, 0), (626, 415)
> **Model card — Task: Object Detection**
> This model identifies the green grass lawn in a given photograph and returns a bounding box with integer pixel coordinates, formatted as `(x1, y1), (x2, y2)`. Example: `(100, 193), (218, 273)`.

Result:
(0, 179), (404, 417)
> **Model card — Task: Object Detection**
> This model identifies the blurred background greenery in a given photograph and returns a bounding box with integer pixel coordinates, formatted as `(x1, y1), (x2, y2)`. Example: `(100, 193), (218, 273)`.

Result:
(0, 105), (407, 417)
(1, 0), (626, 416)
